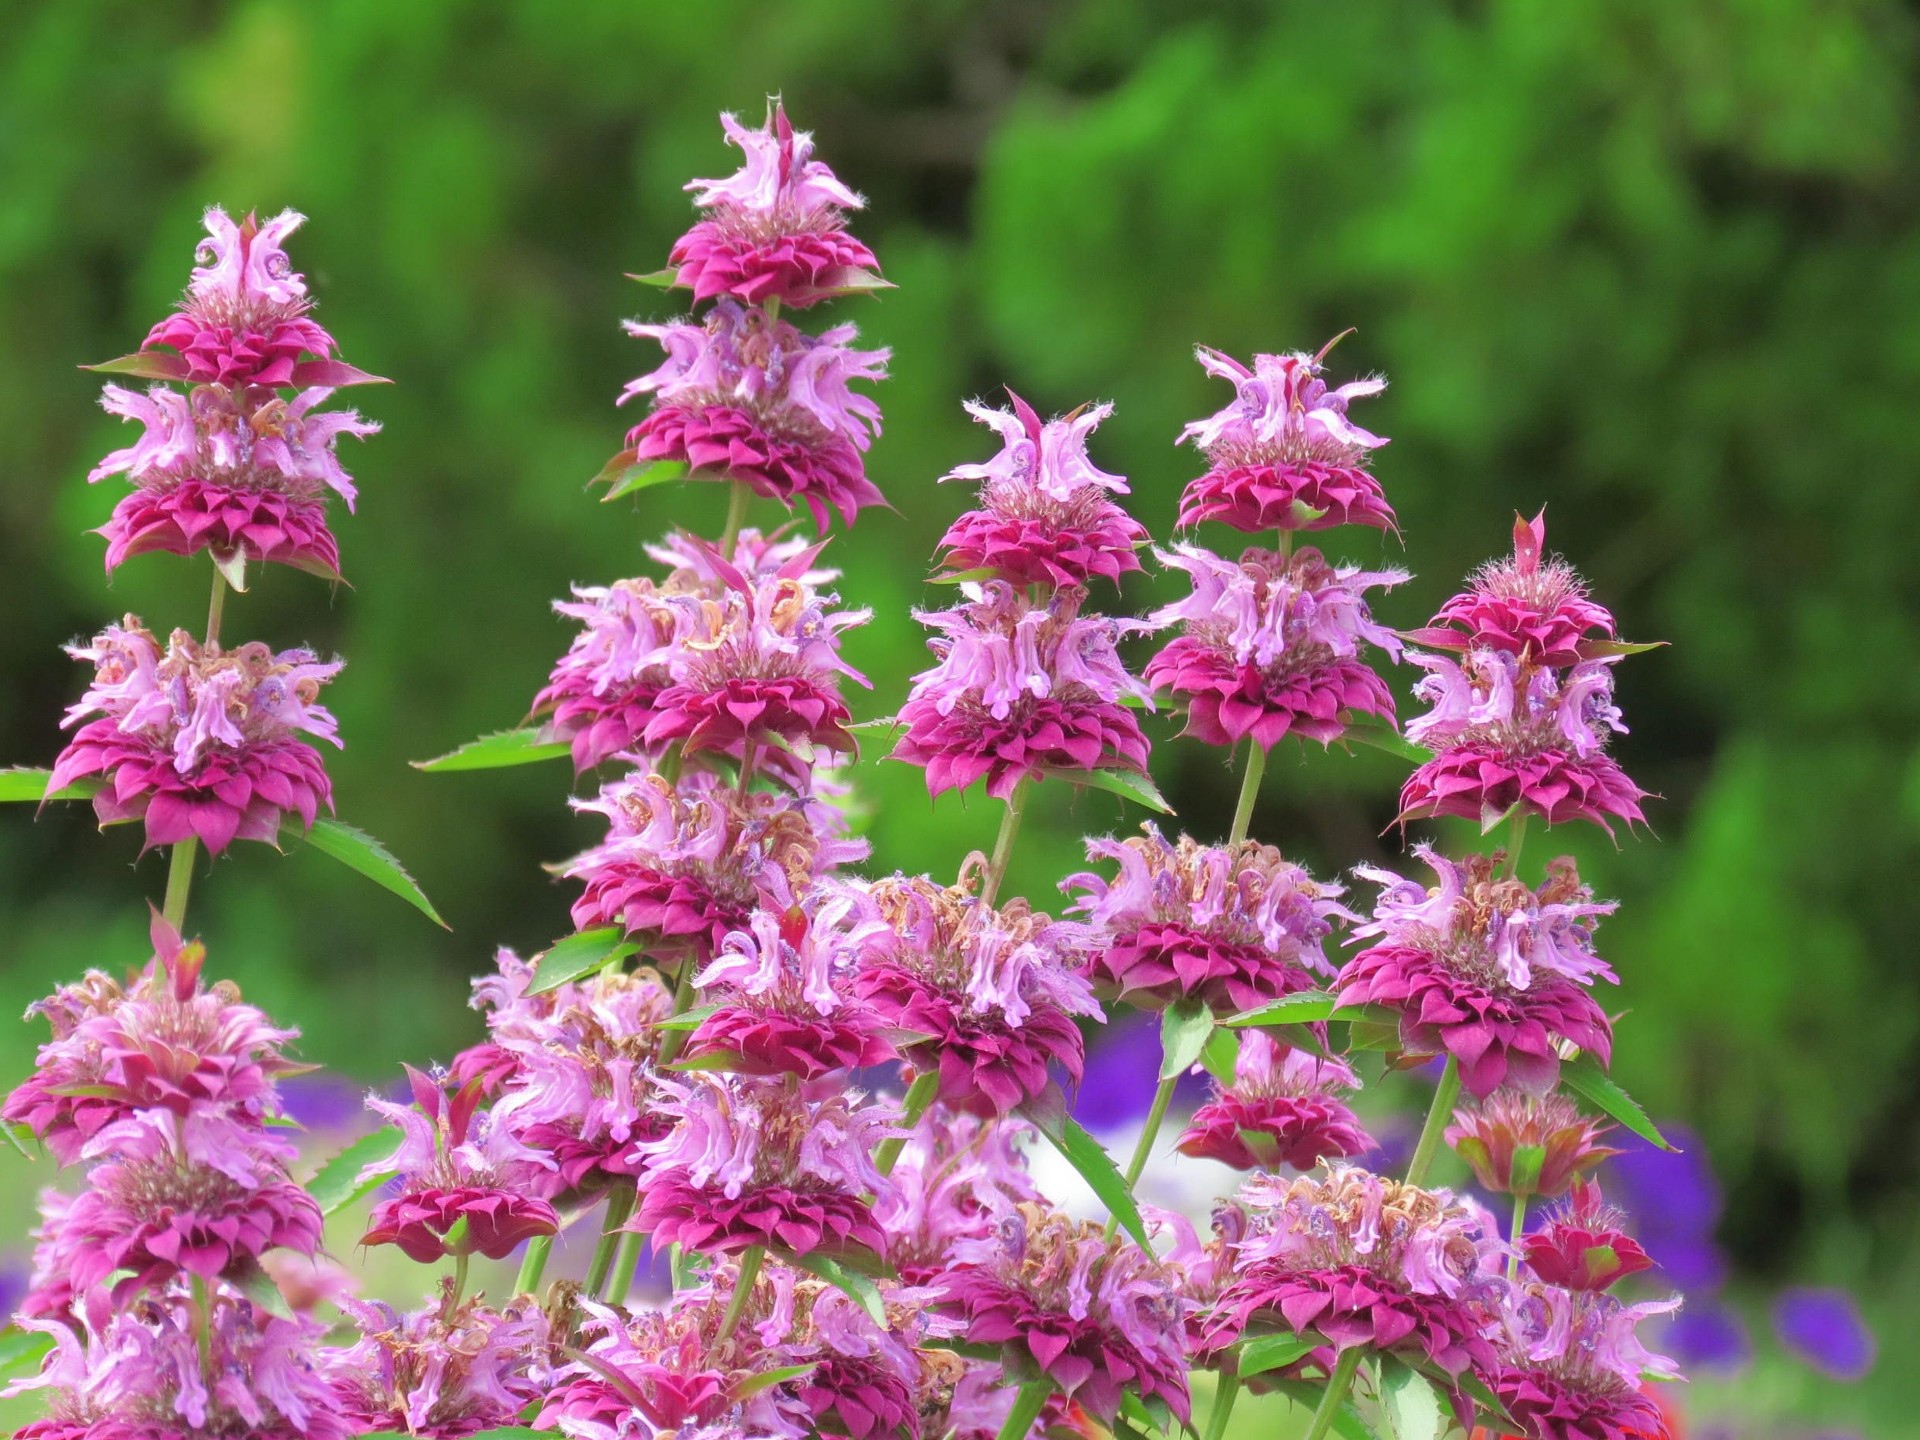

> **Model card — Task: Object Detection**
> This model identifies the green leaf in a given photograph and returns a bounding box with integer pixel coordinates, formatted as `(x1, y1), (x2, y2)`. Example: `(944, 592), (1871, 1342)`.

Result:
(1159, 998), (1215, 1081)
(603, 457), (691, 501)
(306, 1129), (402, 1215)
(83, 350), (190, 381)
(928, 566), (999, 585)
(530, 927), (640, 994)
(1, 1121), (38, 1159)
(656, 1003), (718, 1031)
(212, 546), (249, 593)
(1340, 713), (1429, 764)
(1269, 1379), (1381, 1440)
(1223, 990), (1339, 1028)
(291, 818), (448, 928)
(846, 716), (903, 734)
(735, 1362), (817, 1399)
(233, 1258), (295, 1321)
(786, 1251), (888, 1325)
(1046, 765), (1173, 814)
(1380, 1357), (1445, 1440)
(1029, 1114), (1149, 1247)
(628, 267), (680, 287)
(0, 768), (102, 803)
(1199, 1025), (1240, 1085)
(413, 728), (572, 773)
(1561, 1054), (1676, 1151)
(0, 1327), (53, 1382)
(1237, 1332), (1319, 1377)
(1481, 798), (1524, 836)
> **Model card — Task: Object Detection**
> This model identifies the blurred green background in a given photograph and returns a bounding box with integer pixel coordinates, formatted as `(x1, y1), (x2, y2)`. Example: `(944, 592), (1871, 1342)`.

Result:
(1, 0), (1915, 1433)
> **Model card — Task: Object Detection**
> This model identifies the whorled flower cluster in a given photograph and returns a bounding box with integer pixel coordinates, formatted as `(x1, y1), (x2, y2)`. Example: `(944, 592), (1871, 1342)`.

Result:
(1175, 1031), (1373, 1172)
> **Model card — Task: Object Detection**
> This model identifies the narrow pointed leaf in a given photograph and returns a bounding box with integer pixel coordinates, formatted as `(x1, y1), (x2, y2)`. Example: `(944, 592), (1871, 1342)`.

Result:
(629, 267), (680, 287)
(1341, 713), (1430, 764)
(83, 350), (190, 381)
(1028, 1114), (1149, 1247)
(1224, 990), (1339, 1028)
(736, 1362), (817, 1399)
(0, 768), (54, 802)
(1048, 766), (1173, 815)
(530, 927), (639, 994)
(291, 818), (447, 927)
(1560, 1055), (1675, 1150)
(413, 728), (572, 773)
(1576, 637), (1668, 660)
(1159, 998), (1214, 1081)
(602, 457), (691, 501)
(1237, 1332), (1320, 1377)
(786, 1251), (888, 1325)
(306, 1129), (402, 1215)
(929, 567), (999, 585)
(288, 358), (390, 387)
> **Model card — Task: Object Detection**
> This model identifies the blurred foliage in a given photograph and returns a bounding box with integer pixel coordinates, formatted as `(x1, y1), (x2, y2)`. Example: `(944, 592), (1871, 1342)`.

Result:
(0, 0), (1916, 1428)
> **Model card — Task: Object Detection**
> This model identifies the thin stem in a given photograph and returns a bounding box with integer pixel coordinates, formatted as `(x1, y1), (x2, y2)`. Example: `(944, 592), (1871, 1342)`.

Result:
(876, 1070), (940, 1177)
(583, 1183), (637, 1296)
(718, 478), (751, 557)
(1508, 1189), (1529, 1282)
(736, 739), (758, 799)
(1277, 528), (1294, 563)
(995, 1378), (1052, 1440)
(1503, 808), (1531, 878)
(162, 836), (200, 930)
(604, 1227), (644, 1306)
(656, 954), (702, 1067)
(1106, 1069), (1178, 1241)
(1202, 1368), (1241, 1440)
(514, 1233), (554, 1296)
(205, 568), (228, 646)
(1228, 741), (1268, 847)
(1301, 1347), (1363, 1440)
(980, 778), (1031, 909)
(1405, 1055), (1461, 1187)
(450, 1247), (471, 1306)
(715, 1245), (763, 1343)
(190, 1275), (213, 1380)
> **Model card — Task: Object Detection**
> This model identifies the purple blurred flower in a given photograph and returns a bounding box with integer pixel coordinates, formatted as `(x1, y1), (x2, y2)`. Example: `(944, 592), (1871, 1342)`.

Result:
(1660, 1300), (1751, 1374)
(1774, 1287), (1876, 1382)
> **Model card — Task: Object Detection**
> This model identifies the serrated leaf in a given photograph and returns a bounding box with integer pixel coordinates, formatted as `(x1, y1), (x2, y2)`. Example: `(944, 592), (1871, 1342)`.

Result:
(1380, 1357), (1445, 1440)
(1237, 1332), (1319, 1377)
(530, 927), (639, 994)
(84, 350), (190, 381)
(413, 728), (573, 773)
(602, 457), (691, 501)
(1341, 713), (1430, 764)
(1199, 1026), (1240, 1085)
(1046, 766), (1173, 814)
(306, 1129), (402, 1215)
(786, 1251), (887, 1325)
(291, 818), (448, 928)
(735, 1362), (817, 1399)
(1159, 999), (1215, 1082)
(1224, 990), (1339, 1028)
(1561, 1055), (1675, 1151)
(628, 267), (680, 287)
(1028, 1114), (1149, 1247)
(0, 1328), (53, 1381)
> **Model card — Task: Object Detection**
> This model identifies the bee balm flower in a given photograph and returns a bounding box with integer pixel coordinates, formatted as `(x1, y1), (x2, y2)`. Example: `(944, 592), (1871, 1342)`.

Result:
(1175, 1033), (1372, 1172)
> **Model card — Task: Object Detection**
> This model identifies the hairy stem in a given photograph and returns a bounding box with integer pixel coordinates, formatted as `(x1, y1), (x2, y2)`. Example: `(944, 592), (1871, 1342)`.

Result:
(715, 1245), (763, 1343)
(1228, 742), (1268, 847)
(875, 1069), (940, 1177)
(995, 1378), (1051, 1440)
(583, 1182), (637, 1297)
(980, 778), (1031, 909)
(1405, 1055), (1461, 1187)
(718, 478), (751, 557)
(1301, 1347), (1363, 1440)
(161, 836), (200, 930)
(513, 1233), (554, 1296)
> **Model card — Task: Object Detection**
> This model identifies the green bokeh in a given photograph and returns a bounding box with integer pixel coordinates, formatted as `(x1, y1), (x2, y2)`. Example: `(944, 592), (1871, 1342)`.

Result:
(0, 1), (1914, 1432)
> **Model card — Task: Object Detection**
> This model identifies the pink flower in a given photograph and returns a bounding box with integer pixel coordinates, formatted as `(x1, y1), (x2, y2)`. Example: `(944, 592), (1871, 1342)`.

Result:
(47, 619), (341, 853)
(939, 1202), (1191, 1425)
(1407, 512), (1619, 668)
(622, 300), (888, 529)
(359, 1068), (558, 1263)
(855, 870), (1102, 1118)
(630, 1073), (897, 1262)
(1176, 341), (1394, 534)
(935, 393), (1147, 589)
(1203, 1168), (1502, 1379)
(1446, 1090), (1620, 1198)
(668, 102), (882, 309)
(333, 1289), (551, 1439)
(1064, 824), (1354, 1013)
(1145, 544), (1404, 750)
(89, 383), (377, 577)
(747, 1263), (936, 1440)
(1335, 848), (1616, 1098)
(1521, 1181), (1654, 1293)
(873, 1107), (1043, 1285)
(1175, 1033), (1372, 1171)
(1491, 1273), (1681, 1440)
(892, 581), (1152, 799)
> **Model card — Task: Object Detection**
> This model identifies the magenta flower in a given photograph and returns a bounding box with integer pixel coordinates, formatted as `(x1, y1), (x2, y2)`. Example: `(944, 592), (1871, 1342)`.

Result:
(622, 300), (888, 530)
(1145, 544), (1404, 750)
(892, 581), (1152, 799)
(874, 1106), (1043, 1285)
(1064, 824), (1353, 1013)
(359, 1068), (558, 1264)
(1176, 341), (1394, 534)
(1203, 1168), (1501, 1380)
(333, 1290), (551, 1439)
(936, 393), (1148, 588)
(1447, 1090), (1620, 1198)
(47, 619), (341, 853)
(749, 1264), (935, 1440)
(630, 1072), (897, 1262)
(1521, 1181), (1654, 1293)
(1490, 1276), (1680, 1440)
(1335, 848), (1616, 1097)
(939, 1202), (1191, 1425)
(4, 918), (303, 1164)
(1176, 1033), (1372, 1171)
(668, 101), (882, 309)
(566, 769), (866, 963)
(855, 870), (1103, 1118)
(686, 884), (896, 1079)
(1400, 516), (1649, 834)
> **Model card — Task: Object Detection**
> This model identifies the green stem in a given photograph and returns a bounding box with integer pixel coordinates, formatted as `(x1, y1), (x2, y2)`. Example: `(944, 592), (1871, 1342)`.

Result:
(876, 1069), (940, 1176)
(450, 1247), (471, 1306)
(1203, 1366), (1241, 1440)
(514, 1233), (554, 1296)
(1301, 1347), (1363, 1440)
(656, 953), (702, 1067)
(1227, 742), (1268, 847)
(1106, 1068), (1178, 1241)
(604, 1226), (644, 1305)
(583, 1182), (637, 1296)
(190, 1275), (213, 1380)
(1277, 528), (1294, 563)
(1405, 1055), (1461, 1187)
(980, 778), (1031, 908)
(1508, 1189), (1529, 1282)
(995, 1378), (1051, 1440)
(718, 478), (751, 557)
(715, 1245), (763, 1343)
(162, 836), (200, 930)
(1503, 808), (1530, 877)
(205, 568), (228, 646)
